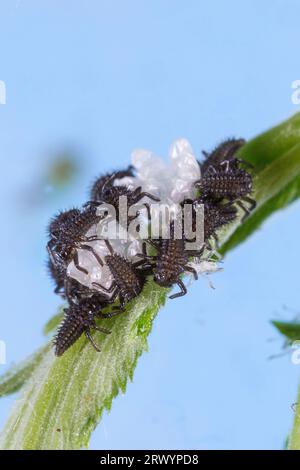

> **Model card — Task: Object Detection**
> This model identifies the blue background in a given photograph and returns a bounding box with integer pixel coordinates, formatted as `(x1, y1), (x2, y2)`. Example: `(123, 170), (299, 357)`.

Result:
(0, 0), (300, 450)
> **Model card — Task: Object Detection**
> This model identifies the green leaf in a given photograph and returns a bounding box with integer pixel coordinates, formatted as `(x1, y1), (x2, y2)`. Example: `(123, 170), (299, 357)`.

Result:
(237, 112), (300, 171)
(272, 320), (300, 343)
(289, 398), (300, 450)
(221, 113), (300, 254)
(277, 318), (300, 450)
(43, 308), (64, 336)
(0, 282), (168, 450)
(2, 112), (300, 449)
(0, 306), (65, 399)
(0, 344), (51, 397)
(0, 308), (63, 399)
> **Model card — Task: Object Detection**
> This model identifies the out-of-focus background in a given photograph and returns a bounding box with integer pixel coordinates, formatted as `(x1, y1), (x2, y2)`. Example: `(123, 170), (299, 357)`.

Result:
(0, 0), (299, 450)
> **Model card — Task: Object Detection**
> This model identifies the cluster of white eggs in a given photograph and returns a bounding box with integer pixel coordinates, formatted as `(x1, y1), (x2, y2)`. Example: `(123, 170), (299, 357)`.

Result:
(67, 138), (218, 297)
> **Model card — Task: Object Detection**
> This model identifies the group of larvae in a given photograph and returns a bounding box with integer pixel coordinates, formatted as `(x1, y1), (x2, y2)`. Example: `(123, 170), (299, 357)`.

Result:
(47, 138), (255, 356)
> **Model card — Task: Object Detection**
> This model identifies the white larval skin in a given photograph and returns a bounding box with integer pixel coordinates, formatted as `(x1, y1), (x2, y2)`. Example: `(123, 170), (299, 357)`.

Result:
(67, 138), (218, 296)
